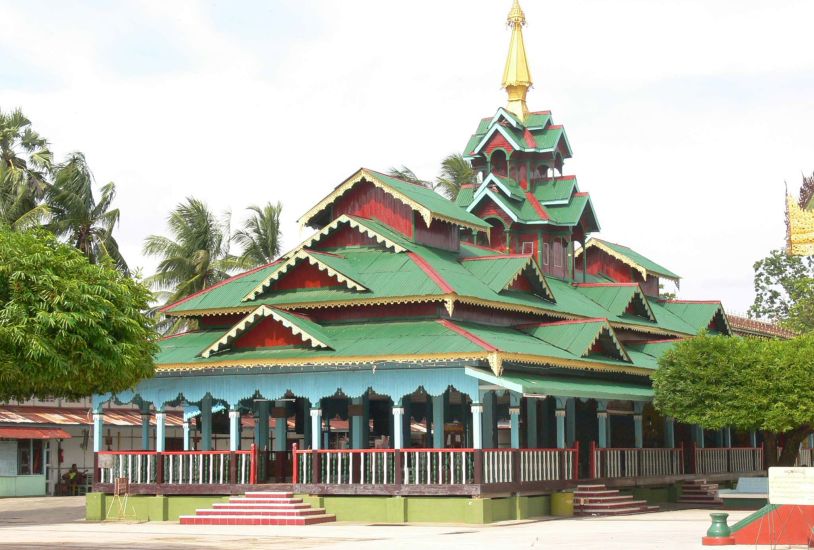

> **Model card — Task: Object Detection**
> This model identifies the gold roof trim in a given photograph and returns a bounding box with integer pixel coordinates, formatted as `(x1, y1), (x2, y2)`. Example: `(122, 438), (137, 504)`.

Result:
(290, 214), (408, 256)
(787, 194), (814, 256)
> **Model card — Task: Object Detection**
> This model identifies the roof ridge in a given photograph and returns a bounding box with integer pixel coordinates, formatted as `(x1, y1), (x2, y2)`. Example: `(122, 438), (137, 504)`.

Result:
(662, 299), (722, 304)
(407, 252), (455, 293)
(160, 260), (282, 313)
(517, 318), (607, 329)
(461, 254), (531, 262)
(436, 319), (497, 351)
(574, 283), (639, 288)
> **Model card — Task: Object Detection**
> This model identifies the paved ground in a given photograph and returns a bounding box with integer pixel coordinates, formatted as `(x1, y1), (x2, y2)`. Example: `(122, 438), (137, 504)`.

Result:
(0, 497), (786, 549)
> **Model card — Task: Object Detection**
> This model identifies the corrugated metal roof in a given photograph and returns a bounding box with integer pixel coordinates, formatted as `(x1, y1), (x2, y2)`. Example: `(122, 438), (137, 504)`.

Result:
(0, 406), (184, 427)
(0, 427), (72, 439)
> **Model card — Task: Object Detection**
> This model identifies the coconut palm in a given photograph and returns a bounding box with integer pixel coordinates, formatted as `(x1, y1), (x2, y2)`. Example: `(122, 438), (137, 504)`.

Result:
(435, 153), (474, 200)
(386, 166), (432, 188)
(233, 202), (283, 268)
(46, 152), (128, 272)
(0, 108), (52, 228)
(144, 197), (235, 305)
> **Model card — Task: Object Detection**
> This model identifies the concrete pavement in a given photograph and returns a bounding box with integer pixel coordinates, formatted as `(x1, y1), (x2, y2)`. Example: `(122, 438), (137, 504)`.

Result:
(0, 497), (770, 549)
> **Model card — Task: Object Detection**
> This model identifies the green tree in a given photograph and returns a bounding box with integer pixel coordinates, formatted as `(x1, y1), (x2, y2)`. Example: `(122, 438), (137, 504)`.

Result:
(46, 152), (128, 272)
(0, 108), (52, 228)
(653, 333), (814, 466)
(386, 166), (432, 188)
(233, 202), (283, 268)
(435, 153), (474, 200)
(749, 249), (814, 333)
(0, 228), (156, 400)
(144, 197), (235, 305)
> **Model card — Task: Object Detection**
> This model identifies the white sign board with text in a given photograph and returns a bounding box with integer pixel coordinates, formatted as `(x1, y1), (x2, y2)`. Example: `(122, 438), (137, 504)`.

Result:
(769, 467), (814, 505)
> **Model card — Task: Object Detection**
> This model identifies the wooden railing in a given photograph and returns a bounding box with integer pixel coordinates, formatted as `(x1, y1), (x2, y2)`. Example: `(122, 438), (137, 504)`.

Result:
(796, 448), (814, 467)
(292, 444), (578, 486)
(693, 445), (763, 474)
(591, 442), (684, 479)
(96, 445), (257, 486)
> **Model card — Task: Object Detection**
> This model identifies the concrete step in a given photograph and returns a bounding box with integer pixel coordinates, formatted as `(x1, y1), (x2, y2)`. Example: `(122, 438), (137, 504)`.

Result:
(575, 499), (649, 510)
(243, 491), (294, 499)
(678, 498), (723, 505)
(574, 495), (635, 503)
(227, 497), (303, 504)
(576, 507), (651, 516)
(573, 490), (620, 497)
(213, 502), (311, 510)
(197, 508), (327, 517)
(179, 514), (336, 526)
(575, 484), (607, 490)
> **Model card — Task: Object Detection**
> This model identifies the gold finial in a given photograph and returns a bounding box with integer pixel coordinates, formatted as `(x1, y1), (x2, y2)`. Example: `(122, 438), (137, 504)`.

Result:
(502, 0), (532, 122)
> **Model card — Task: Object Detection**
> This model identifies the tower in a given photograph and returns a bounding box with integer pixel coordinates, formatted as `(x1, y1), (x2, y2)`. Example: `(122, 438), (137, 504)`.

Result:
(456, 0), (600, 282)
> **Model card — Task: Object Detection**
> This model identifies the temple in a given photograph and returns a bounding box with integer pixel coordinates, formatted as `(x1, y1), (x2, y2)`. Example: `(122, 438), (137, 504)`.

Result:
(88, 1), (770, 523)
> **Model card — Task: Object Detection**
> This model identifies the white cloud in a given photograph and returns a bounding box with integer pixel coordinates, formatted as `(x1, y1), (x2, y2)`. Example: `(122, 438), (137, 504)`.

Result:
(1, 0), (812, 313)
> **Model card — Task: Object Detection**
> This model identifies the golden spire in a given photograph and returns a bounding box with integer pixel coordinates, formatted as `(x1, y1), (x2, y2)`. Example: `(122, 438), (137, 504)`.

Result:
(502, 0), (533, 122)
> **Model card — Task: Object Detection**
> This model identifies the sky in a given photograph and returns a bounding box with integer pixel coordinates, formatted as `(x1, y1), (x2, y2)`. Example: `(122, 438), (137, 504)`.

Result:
(1, 0), (813, 314)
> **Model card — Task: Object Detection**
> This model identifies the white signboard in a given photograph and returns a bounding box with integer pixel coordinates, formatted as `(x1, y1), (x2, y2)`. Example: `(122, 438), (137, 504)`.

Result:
(0, 441), (18, 476)
(769, 467), (814, 505)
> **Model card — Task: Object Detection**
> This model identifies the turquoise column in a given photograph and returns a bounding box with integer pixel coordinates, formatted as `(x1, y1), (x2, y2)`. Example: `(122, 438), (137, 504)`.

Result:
(664, 416), (675, 449)
(200, 395), (213, 451)
(323, 417), (331, 449)
(92, 408), (104, 452)
(155, 409), (166, 452)
(750, 431), (758, 448)
(432, 393), (447, 448)
(526, 398), (539, 448)
(482, 392), (497, 449)
(633, 402), (644, 449)
(509, 393), (521, 449)
(140, 411), (151, 451)
(351, 395), (369, 449)
(566, 398), (576, 447)
(255, 401), (270, 451)
(310, 406), (322, 450)
(392, 404), (404, 449)
(596, 400), (608, 448)
(807, 433), (813, 449)
(228, 408), (240, 451)
(471, 403), (483, 449)
(183, 420), (191, 451)
(555, 397), (567, 449)
(273, 402), (287, 452)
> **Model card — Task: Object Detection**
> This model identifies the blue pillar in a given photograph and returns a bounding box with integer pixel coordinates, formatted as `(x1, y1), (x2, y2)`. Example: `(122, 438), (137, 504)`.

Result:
(482, 392), (497, 449)
(509, 393), (521, 449)
(155, 410), (166, 452)
(310, 406), (322, 450)
(566, 398), (576, 447)
(200, 395), (213, 451)
(633, 402), (644, 449)
(93, 408), (104, 452)
(597, 400), (608, 448)
(402, 397), (412, 448)
(393, 404), (404, 449)
(526, 398), (539, 449)
(183, 420), (192, 451)
(351, 395), (369, 449)
(432, 393), (446, 448)
(664, 416), (675, 449)
(228, 408), (240, 451)
(140, 411), (151, 451)
(555, 397), (567, 449)
(471, 403), (483, 449)
(808, 433), (813, 449)
(255, 401), (270, 452)
(273, 402), (287, 452)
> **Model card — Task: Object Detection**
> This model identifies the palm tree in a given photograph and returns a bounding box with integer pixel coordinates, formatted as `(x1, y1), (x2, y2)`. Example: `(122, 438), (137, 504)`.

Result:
(46, 152), (128, 272)
(386, 166), (432, 188)
(233, 202), (283, 268)
(435, 153), (474, 200)
(0, 108), (52, 228)
(144, 197), (235, 305)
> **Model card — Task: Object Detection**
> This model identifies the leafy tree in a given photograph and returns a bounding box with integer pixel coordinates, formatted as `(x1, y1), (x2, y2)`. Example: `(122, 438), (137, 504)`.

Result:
(749, 249), (814, 333)
(144, 197), (235, 305)
(0, 228), (156, 400)
(386, 166), (433, 188)
(435, 153), (474, 200)
(653, 333), (814, 466)
(46, 152), (128, 272)
(233, 202), (283, 268)
(0, 108), (52, 228)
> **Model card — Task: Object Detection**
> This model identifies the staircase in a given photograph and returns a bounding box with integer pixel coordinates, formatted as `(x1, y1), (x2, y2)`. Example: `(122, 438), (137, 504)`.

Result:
(573, 484), (659, 517)
(677, 479), (722, 507)
(179, 491), (336, 525)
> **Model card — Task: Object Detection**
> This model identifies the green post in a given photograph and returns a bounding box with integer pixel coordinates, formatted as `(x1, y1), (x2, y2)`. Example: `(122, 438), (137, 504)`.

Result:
(273, 402), (287, 452)
(555, 397), (567, 449)
(509, 392), (521, 449)
(200, 394), (213, 451)
(482, 392), (497, 449)
(255, 401), (270, 451)
(351, 395), (369, 449)
(597, 400), (608, 448)
(526, 397), (538, 448)
(664, 416), (675, 448)
(633, 402), (644, 449)
(140, 407), (151, 451)
(432, 393), (447, 449)
(566, 398), (576, 446)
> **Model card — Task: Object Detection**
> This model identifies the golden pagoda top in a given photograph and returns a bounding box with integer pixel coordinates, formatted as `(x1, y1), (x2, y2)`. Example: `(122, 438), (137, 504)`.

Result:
(502, 0), (533, 122)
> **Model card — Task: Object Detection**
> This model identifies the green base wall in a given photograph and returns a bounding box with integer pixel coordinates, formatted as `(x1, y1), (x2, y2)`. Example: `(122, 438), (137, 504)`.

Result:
(0, 475), (46, 498)
(621, 486), (680, 505)
(86, 493), (229, 521)
(299, 494), (550, 524)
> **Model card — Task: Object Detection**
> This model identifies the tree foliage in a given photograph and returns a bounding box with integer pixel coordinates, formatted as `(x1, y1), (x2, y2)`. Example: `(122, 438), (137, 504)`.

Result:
(748, 249), (814, 333)
(233, 202), (283, 268)
(46, 152), (128, 272)
(0, 229), (156, 401)
(435, 153), (474, 200)
(653, 333), (814, 465)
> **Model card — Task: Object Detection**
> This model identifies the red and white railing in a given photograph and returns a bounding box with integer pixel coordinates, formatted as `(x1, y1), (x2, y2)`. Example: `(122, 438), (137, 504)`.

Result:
(96, 446), (257, 485)
(292, 445), (578, 486)
(693, 445), (763, 474)
(796, 448), (814, 467)
(591, 442), (684, 479)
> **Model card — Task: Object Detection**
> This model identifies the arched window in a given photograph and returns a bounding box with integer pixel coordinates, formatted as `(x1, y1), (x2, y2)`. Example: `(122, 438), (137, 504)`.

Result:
(491, 150), (507, 177)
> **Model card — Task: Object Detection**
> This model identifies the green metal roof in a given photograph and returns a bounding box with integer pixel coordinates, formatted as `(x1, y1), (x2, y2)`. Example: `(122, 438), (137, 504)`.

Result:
(658, 301), (729, 334)
(574, 285), (655, 321)
(589, 239), (680, 280)
(465, 367), (653, 401)
(462, 256), (535, 293)
(520, 320), (610, 358)
(534, 177), (578, 204)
